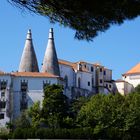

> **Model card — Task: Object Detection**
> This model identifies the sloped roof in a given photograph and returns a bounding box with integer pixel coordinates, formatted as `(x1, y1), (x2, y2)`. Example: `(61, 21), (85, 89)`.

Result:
(58, 59), (91, 73)
(11, 72), (59, 78)
(123, 63), (140, 75)
(58, 59), (77, 69)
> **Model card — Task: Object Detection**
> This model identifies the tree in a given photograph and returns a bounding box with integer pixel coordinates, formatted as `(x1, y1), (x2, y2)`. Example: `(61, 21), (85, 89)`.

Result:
(8, 0), (140, 41)
(70, 96), (89, 118)
(77, 93), (140, 139)
(42, 84), (69, 128)
(28, 101), (43, 128)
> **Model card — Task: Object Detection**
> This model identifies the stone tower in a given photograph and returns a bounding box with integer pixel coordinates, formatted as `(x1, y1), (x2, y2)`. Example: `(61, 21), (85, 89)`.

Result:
(19, 29), (39, 72)
(41, 28), (60, 76)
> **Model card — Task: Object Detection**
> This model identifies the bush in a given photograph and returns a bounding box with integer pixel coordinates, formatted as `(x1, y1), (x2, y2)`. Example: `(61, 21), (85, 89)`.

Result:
(0, 133), (10, 139)
(11, 128), (96, 139)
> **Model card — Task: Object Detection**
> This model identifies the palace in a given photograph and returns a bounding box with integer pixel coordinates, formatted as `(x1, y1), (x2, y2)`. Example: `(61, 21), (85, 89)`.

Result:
(0, 28), (136, 127)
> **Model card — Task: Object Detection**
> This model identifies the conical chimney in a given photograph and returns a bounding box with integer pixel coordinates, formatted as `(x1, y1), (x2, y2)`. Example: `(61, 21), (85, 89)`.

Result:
(19, 29), (39, 72)
(41, 28), (60, 76)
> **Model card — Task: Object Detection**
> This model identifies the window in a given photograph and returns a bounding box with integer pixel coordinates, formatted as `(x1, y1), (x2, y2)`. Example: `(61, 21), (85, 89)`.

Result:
(109, 85), (112, 88)
(104, 70), (106, 75)
(78, 77), (81, 88)
(1, 92), (5, 97)
(100, 68), (102, 72)
(91, 67), (93, 72)
(20, 81), (28, 110)
(22, 92), (26, 100)
(20, 92), (27, 110)
(43, 83), (47, 89)
(0, 114), (4, 119)
(21, 80), (28, 92)
(0, 101), (6, 109)
(0, 81), (7, 90)
(21, 82), (28, 92)
(84, 65), (86, 68)
(100, 79), (103, 84)
(88, 81), (90, 86)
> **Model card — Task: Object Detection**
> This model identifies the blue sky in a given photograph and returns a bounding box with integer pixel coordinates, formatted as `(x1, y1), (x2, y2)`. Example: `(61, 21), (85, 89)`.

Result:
(0, 1), (140, 80)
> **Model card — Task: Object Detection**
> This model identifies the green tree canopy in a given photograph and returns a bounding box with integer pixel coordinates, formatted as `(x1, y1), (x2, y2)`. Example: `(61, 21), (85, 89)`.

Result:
(77, 93), (140, 139)
(8, 0), (140, 41)
(42, 84), (69, 128)
(28, 101), (43, 128)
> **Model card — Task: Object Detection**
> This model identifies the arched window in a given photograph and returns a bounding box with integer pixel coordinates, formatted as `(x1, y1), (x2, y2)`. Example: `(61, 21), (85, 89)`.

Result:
(64, 75), (68, 88)
(78, 77), (81, 88)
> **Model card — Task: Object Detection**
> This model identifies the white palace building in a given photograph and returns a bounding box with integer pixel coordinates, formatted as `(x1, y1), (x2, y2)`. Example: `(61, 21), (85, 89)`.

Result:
(0, 28), (138, 127)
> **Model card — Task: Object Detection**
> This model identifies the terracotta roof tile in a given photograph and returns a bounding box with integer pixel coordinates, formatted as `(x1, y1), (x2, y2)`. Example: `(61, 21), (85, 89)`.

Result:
(59, 59), (76, 67)
(58, 59), (77, 70)
(58, 59), (90, 72)
(0, 71), (10, 76)
(123, 63), (140, 75)
(11, 72), (59, 78)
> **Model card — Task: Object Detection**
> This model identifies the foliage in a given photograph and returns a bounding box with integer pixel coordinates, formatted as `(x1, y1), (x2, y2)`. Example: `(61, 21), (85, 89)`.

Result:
(71, 96), (89, 114)
(8, 0), (140, 41)
(11, 127), (95, 139)
(42, 84), (69, 128)
(8, 83), (140, 139)
(14, 110), (31, 128)
(28, 101), (43, 128)
(77, 93), (140, 139)
(69, 96), (89, 126)
(0, 133), (10, 139)
(134, 84), (140, 93)
(6, 122), (14, 132)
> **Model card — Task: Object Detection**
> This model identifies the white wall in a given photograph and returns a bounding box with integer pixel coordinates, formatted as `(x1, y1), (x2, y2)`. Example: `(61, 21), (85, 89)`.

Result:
(13, 76), (58, 91)
(123, 74), (140, 88)
(27, 90), (44, 108)
(114, 81), (134, 95)
(0, 75), (11, 126)
(115, 82), (125, 95)
(76, 71), (92, 91)
(59, 64), (75, 87)
(12, 76), (59, 119)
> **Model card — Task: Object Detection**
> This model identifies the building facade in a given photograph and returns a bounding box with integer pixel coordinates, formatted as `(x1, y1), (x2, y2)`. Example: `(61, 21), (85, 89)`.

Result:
(0, 28), (113, 127)
(113, 63), (140, 95)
